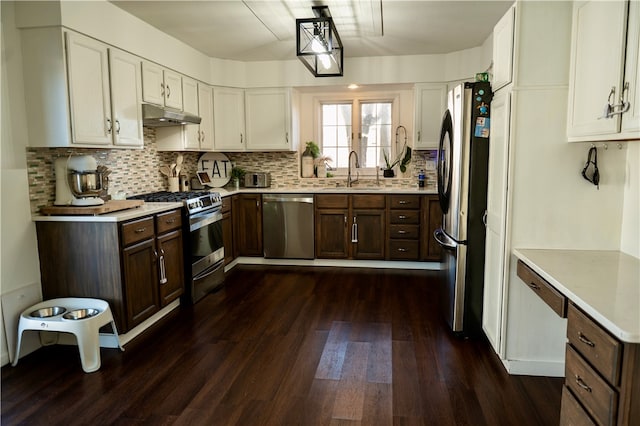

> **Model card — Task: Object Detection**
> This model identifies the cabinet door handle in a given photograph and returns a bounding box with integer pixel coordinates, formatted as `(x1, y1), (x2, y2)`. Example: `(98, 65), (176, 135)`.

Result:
(527, 282), (540, 291)
(574, 375), (592, 393)
(160, 83), (165, 97)
(351, 221), (358, 243)
(344, 215), (347, 227)
(166, 84), (171, 98)
(577, 332), (595, 347)
(159, 248), (167, 284)
(202, 131), (205, 142)
(106, 118), (112, 134)
(285, 132), (289, 144)
(115, 119), (121, 134)
(240, 133), (244, 144)
(134, 227), (146, 233)
(417, 130), (421, 142)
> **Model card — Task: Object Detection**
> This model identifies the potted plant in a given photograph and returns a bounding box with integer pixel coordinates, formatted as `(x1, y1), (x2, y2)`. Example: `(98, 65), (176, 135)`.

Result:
(230, 166), (245, 190)
(301, 141), (320, 178)
(382, 146), (412, 178)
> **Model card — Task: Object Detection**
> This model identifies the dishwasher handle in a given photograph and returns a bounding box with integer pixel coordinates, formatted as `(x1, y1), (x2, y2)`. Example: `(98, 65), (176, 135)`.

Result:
(262, 195), (314, 204)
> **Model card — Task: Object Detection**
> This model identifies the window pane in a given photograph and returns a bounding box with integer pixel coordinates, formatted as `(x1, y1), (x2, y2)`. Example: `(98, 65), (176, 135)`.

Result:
(360, 102), (392, 168)
(323, 104), (337, 125)
(322, 103), (352, 169)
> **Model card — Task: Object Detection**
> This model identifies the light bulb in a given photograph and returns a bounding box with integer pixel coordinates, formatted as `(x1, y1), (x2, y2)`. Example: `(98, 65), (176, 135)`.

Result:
(311, 38), (326, 53)
(318, 54), (331, 69)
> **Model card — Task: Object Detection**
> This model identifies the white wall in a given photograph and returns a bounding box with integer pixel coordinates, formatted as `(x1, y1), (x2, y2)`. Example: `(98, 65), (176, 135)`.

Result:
(1, 1), (44, 366)
(620, 143), (640, 258)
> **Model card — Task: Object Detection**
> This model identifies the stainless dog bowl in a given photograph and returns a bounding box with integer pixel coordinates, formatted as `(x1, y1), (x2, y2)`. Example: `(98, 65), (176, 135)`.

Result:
(29, 306), (66, 318)
(63, 308), (100, 320)
(67, 171), (103, 198)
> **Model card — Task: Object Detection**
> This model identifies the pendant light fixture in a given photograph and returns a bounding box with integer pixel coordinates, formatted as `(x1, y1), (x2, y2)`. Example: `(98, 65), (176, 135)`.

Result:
(296, 6), (344, 77)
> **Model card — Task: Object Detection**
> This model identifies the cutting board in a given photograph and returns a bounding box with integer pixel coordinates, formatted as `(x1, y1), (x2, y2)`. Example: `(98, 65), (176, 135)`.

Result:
(40, 200), (145, 216)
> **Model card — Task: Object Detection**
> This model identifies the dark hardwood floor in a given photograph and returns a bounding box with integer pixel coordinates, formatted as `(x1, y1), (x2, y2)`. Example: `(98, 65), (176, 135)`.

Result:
(2, 266), (563, 425)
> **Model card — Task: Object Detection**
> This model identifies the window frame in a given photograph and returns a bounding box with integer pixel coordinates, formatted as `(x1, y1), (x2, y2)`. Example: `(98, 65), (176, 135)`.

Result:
(313, 92), (401, 177)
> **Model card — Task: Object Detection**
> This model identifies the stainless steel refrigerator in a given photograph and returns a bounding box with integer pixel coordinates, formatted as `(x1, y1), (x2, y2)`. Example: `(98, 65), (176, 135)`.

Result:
(433, 82), (492, 336)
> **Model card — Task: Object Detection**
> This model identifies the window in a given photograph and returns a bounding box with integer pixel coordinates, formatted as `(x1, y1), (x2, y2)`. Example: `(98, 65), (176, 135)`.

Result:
(318, 95), (398, 174)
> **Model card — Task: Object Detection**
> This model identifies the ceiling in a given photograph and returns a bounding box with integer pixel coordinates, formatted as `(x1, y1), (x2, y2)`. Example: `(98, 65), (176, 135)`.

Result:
(110, 0), (513, 62)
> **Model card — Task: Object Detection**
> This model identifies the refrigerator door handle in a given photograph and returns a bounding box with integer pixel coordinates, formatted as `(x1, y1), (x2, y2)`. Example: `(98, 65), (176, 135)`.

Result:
(433, 228), (457, 250)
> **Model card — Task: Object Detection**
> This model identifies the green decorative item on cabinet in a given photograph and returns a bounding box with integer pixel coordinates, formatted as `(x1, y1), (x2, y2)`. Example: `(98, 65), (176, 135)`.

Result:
(231, 166), (245, 189)
(301, 141), (319, 178)
(383, 146), (412, 177)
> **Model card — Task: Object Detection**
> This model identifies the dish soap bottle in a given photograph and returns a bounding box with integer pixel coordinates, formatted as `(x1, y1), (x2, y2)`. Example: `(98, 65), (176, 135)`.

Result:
(418, 169), (425, 188)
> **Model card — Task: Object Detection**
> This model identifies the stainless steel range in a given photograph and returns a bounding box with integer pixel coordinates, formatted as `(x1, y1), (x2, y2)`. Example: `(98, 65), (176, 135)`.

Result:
(129, 191), (224, 303)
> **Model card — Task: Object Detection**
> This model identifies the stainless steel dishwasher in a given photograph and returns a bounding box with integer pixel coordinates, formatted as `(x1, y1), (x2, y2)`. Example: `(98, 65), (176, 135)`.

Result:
(262, 194), (315, 259)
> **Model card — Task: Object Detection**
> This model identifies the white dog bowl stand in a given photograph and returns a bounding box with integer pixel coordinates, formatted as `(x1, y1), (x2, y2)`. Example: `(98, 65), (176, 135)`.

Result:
(12, 297), (123, 373)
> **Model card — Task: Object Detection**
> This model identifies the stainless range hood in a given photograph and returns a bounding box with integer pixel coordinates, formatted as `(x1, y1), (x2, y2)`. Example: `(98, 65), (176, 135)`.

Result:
(142, 104), (202, 127)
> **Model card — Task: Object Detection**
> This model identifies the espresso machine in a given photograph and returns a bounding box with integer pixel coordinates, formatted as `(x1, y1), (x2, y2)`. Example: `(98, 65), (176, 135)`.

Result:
(54, 156), (106, 206)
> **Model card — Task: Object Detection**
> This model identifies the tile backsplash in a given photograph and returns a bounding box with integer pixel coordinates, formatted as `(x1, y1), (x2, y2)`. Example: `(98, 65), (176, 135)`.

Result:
(27, 128), (436, 214)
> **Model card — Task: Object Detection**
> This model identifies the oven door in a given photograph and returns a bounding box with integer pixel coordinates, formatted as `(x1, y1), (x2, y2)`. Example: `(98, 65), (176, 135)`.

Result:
(189, 209), (224, 278)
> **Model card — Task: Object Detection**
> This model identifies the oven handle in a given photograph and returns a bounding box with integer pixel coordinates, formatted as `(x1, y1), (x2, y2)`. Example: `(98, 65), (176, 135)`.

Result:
(193, 259), (225, 281)
(190, 210), (223, 232)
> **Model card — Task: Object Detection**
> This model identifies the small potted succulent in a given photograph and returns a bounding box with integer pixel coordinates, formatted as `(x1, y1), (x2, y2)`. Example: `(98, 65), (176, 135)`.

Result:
(382, 146), (412, 178)
(230, 166), (245, 190)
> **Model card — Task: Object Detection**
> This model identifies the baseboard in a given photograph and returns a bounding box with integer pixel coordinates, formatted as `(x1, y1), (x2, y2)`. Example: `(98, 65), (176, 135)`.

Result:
(501, 358), (565, 377)
(231, 257), (443, 271)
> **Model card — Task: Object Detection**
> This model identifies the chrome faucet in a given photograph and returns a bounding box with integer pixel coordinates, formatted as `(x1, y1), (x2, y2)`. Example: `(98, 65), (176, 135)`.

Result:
(347, 150), (360, 187)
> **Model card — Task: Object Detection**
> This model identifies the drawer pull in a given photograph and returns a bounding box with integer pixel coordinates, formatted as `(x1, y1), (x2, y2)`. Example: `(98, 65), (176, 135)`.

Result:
(397, 248), (407, 252)
(577, 332), (595, 347)
(134, 227), (146, 233)
(398, 215), (407, 220)
(165, 218), (176, 224)
(398, 230), (407, 234)
(398, 200), (408, 205)
(575, 375), (592, 393)
(527, 282), (540, 290)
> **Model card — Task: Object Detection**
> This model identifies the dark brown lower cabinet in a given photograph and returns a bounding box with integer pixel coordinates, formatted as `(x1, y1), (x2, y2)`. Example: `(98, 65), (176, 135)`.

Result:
(221, 196), (234, 265)
(36, 209), (184, 333)
(422, 194), (443, 261)
(315, 194), (385, 260)
(232, 194), (263, 257)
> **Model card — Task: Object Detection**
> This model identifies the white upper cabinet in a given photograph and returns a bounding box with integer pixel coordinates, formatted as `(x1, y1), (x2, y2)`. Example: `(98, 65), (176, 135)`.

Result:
(492, 5), (515, 91)
(21, 28), (144, 148)
(65, 32), (112, 146)
(567, 0), (640, 142)
(245, 88), (297, 151)
(197, 84), (215, 151)
(182, 77), (199, 115)
(142, 61), (183, 110)
(108, 48), (144, 147)
(413, 83), (447, 150)
(156, 81), (214, 152)
(621, 0), (640, 135)
(213, 87), (246, 151)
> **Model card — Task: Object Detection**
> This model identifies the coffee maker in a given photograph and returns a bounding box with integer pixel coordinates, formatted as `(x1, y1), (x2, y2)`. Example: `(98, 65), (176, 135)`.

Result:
(54, 156), (105, 206)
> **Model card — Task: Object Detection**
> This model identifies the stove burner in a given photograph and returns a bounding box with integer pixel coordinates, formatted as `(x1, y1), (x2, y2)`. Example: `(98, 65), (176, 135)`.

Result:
(129, 191), (222, 215)
(128, 191), (204, 202)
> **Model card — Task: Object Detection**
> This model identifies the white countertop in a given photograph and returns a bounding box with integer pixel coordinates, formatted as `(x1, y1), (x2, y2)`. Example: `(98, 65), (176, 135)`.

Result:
(32, 187), (436, 222)
(33, 202), (184, 223)
(216, 186), (438, 197)
(513, 248), (640, 343)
